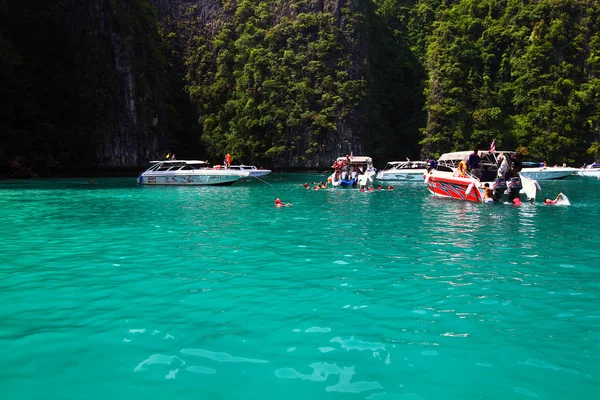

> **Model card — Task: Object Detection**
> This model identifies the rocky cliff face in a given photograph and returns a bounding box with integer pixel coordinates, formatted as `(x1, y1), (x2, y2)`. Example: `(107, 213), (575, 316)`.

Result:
(69, 0), (173, 168)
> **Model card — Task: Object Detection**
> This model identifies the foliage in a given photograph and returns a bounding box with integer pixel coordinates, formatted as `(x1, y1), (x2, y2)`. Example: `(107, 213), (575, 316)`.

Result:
(421, 0), (600, 164)
(2, 0), (600, 170)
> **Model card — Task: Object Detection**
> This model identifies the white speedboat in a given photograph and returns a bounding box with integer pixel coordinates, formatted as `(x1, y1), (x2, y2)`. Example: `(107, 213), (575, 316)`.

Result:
(226, 165), (271, 177)
(577, 163), (600, 178)
(519, 162), (578, 180)
(329, 156), (376, 188)
(138, 160), (249, 186)
(376, 160), (429, 182)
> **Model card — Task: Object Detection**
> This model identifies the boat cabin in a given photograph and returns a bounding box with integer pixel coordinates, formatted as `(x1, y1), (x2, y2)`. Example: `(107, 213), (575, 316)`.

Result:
(437, 150), (515, 181)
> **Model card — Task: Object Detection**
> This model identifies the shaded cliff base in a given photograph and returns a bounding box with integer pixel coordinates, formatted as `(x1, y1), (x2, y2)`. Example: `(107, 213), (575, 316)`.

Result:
(0, 156), (144, 179)
(0, 156), (328, 179)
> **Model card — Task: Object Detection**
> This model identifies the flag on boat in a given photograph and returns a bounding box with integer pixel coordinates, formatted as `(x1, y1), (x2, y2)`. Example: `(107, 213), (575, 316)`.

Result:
(488, 140), (496, 154)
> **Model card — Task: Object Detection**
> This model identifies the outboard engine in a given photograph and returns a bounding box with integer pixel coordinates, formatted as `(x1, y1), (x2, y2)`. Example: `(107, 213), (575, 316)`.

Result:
(492, 178), (507, 202)
(507, 177), (523, 201)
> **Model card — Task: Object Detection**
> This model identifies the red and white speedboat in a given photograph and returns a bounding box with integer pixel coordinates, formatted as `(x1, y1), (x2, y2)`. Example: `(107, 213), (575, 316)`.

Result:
(424, 151), (539, 203)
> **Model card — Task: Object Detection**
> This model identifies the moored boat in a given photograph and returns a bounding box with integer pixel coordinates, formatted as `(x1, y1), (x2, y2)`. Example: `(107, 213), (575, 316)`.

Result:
(376, 160), (429, 182)
(576, 163), (600, 178)
(426, 151), (538, 203)
(329, 156), (376, 188)
(138, 160), (249, 186)
(520, 162), (578, 180)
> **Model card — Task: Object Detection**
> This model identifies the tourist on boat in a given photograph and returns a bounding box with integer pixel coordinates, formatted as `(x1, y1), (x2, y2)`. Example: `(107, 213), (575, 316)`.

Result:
(427, 158), (438, 172)
(483, 183), (494, 203)
(224, 153), (232, 168)
(457, 159), (468, 177)
(497, 153), (510, 179)
(512, 152), (523, 175)
(467, 150), (482, 179)
(274, 198), (292, 207)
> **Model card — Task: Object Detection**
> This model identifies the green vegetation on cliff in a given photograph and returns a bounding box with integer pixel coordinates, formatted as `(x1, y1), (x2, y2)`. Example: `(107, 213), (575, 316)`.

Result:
(1, 0), (600, 173)
(422, 0), (600, 164)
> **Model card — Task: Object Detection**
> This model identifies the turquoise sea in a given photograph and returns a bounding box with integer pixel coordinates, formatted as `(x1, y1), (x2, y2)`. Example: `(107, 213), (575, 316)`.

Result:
(1, 174), (599, 399)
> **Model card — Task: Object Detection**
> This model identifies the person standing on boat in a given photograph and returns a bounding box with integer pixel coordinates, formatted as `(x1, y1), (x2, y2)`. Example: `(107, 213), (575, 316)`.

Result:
(467, 150), (482, 179)
(427, 158), (438, 172)
(497, 153), (510, 179)
(512, 152), (523, 176)
(224, 153), (232, 169)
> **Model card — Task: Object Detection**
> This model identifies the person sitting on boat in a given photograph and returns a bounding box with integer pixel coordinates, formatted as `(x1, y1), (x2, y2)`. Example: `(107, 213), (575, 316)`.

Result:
(483, 183), (494, 203)
(274, 198), (292, 207)
(457, 159), (468, 177)
(351, 167), (359, 183)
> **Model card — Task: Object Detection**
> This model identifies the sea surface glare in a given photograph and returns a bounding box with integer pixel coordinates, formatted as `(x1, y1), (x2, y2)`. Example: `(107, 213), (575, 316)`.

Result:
(1, 175), (599, 399)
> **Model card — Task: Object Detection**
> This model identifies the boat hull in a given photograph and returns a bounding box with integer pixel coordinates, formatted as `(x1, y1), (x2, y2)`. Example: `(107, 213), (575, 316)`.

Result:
(520, 167), (578, 180)
(576, 168), (600, 178)
(425, 171), (538, 203)
(376, 170), (427, 182)
(138, 172), (245, 186)
(425, 174), (483, 202)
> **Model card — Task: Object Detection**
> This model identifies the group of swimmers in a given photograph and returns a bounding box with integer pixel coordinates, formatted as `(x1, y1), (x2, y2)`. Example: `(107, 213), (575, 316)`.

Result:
(360, 185), (393, 192)
(304, 181), (328, 190)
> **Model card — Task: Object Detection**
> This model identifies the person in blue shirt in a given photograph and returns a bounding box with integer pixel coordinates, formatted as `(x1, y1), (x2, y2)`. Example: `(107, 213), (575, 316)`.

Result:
(467, 150), (482, 179)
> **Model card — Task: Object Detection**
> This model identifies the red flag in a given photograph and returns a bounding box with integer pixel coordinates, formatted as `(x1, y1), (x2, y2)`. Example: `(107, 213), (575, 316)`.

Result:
(488, 140), (496, 154)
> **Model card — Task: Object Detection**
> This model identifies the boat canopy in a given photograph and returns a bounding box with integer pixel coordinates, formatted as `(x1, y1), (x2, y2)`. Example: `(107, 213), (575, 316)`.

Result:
(335, 156), (372, 164)
(438, 150), (515, 167)
(149, 160), (209, 165)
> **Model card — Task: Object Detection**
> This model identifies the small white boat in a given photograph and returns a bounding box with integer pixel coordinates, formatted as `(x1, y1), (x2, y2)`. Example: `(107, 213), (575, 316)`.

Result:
(226, 165), (271, 177)
(576, 163), (600, 178)
(329, 156), (376, 188)
(376, 160), (429, 182)
(138, 160), (249, 186)
(520, 162), (578, 180)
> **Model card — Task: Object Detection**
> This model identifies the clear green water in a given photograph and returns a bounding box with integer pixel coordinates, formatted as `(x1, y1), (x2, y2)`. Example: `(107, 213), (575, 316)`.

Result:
(1, 175), (599, 399)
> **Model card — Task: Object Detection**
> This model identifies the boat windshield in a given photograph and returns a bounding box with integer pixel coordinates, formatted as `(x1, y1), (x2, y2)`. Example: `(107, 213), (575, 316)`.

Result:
(145, 160), (209, 172)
